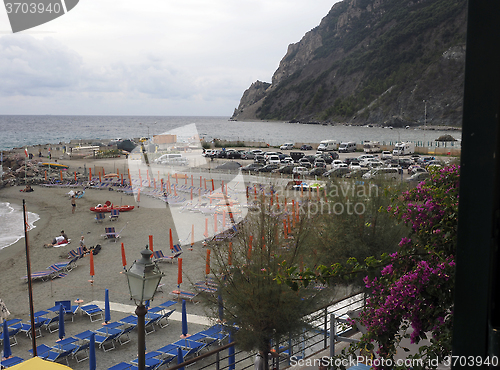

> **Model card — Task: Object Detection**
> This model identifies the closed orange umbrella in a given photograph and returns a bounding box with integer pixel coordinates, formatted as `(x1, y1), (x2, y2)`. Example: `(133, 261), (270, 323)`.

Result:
(169, 229), (174, 250)
(89, 251), (95, 278)
(120, 243), (127, 271)
(205, 249), (211, 276)
(177, 258), (183, 286)
(149, 235), (153, 252)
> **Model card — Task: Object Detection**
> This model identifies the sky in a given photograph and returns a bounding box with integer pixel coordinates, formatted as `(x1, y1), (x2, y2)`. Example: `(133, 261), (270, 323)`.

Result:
(0, 0), (339, 116)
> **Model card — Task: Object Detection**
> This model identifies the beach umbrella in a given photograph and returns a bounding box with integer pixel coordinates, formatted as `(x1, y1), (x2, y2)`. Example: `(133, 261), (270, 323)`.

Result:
(2, 320), (12, 359)
(120, 243), (127, 271)
(180, 300), (189, 338)
(228, 332), (235, 370)
(205, 249), (211, 276)
(89, 332), (96, 370)
(177, 258), (182, 287)
(89, 251), (95, 279)
(177, 346), (185, 370)
(58, 304), (65, 340)
(149, 235), (153, 253)
(169, 229), (173, 250)
(104, 289), (111, 324)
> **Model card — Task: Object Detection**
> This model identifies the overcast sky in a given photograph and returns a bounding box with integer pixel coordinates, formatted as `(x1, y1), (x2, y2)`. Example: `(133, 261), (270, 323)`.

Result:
(0, 1), (338, 116)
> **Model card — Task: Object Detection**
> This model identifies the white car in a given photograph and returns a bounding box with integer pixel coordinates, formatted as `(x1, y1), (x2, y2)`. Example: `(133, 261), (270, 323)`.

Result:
(282, 157), (294, 164)
(331, 159), (344, 169)
(203, 149), (214, 157)
(293, 166), (309, 175)
(280, 143), (294, 150)
(268, 155), (281, 164)
(381, 151), (392, 160)
(362, 167), (399, 180)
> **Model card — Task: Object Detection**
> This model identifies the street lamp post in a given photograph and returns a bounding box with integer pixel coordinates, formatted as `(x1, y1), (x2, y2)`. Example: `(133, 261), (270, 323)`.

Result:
(124, 248), (165, 370)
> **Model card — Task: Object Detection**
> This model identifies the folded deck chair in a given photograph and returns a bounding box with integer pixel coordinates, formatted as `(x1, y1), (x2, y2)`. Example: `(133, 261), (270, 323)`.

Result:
(194, 282), (217, 294)
(81, 304), (104, 322)
(95, 212), (106, 223)
(109, 209), (119, 221)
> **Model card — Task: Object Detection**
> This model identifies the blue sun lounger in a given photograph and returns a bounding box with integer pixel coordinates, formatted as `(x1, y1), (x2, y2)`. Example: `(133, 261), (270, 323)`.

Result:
(81, 304), (104, 322)
(0, 356), (24, 368)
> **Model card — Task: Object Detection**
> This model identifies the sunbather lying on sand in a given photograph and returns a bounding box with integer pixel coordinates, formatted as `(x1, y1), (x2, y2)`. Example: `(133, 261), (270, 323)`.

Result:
(44, 235), (69, 248)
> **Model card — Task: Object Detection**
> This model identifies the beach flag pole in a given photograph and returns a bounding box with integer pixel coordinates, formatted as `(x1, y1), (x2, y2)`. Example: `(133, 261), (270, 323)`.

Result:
(24, 147), (28, 185)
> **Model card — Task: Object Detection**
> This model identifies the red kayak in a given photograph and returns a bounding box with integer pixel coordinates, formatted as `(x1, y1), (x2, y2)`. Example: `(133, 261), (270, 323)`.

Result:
(90, 205), (135, 213)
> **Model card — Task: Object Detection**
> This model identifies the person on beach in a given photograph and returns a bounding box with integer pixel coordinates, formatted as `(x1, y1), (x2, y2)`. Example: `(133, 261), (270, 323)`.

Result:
(71, 195), (76, 213)
(61, 230), (68, 240)
(44, 235), (66, 248)
(79, 236), (90, 255)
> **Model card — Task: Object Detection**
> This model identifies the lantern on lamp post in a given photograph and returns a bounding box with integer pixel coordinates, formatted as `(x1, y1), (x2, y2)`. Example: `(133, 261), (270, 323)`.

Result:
(124, 247), (164, 370)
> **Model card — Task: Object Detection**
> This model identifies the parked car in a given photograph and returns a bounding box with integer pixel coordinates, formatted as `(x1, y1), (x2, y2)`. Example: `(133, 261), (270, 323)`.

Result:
(298, 158), (312, 168)
(272, 165), (295, 174)
(362, 167), (399, 180)
(381, 151), (393, 160)
(280, 143), (294, 150)
(407, 172), (431, 183)
(300, 144), (313, 151)
(254, 155), (266, 164)
(257, 164), (280, 172)
(281, 156), (294, 164)
(345, 168), (370, 179)
(226, 150), (242, 159)
(268, 155), (281, 164)
(323, 167), (350, 178)
(241, 151), (255, 160)
(331, 160), (344, 169)
(293, 166), (309, 176)
(203, 149), (215, 157)
(215, 161), (242, 171)
(328, 151), (340, 160)
(308, 167), (327, 177)
(241, 163), (264, 172)
(314, 158), (327, 168)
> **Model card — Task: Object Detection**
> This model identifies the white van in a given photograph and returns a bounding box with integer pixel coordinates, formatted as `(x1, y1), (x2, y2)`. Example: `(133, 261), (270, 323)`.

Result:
(339, 142), (357, 153)
(155, 153), (188, 165)
(392, 142), (415, 156)
(317, 140), (338, 151)
(362, 167), (399, 180)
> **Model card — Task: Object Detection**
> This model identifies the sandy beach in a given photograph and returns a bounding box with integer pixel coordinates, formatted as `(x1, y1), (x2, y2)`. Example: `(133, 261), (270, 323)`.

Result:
(0, 155), (229, 369)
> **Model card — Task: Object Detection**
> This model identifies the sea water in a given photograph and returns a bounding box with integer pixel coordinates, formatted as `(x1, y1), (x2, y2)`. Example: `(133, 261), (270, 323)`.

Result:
(0, 202), (40, 251)
(0, 115), (461, 152)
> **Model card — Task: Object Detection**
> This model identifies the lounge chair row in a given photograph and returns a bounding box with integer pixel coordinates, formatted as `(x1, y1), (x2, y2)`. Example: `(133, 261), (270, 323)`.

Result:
(108, 323), (232, 370)
(20, 256), (79, 282)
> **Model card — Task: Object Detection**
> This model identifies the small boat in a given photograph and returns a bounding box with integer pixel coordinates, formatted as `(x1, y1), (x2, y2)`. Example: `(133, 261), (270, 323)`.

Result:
(90, 205), (135, 213)
(39, 162), (70, 169)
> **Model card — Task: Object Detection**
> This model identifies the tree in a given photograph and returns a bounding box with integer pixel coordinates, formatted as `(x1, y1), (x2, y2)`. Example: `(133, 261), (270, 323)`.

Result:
(280, 165), (459, 369)
(206, 190), (327, 369)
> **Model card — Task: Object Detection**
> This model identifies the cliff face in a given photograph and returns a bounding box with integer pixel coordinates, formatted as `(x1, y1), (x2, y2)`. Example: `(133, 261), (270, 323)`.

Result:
(232, 0), (467, 126)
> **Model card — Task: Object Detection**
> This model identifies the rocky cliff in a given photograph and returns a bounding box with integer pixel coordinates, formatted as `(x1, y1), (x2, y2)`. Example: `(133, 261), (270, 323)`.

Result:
(232, 0), (467, 127)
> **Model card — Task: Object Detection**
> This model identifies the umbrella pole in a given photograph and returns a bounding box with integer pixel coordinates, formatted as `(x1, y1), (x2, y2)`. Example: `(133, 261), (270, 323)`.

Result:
(23, 200), (37, 356)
